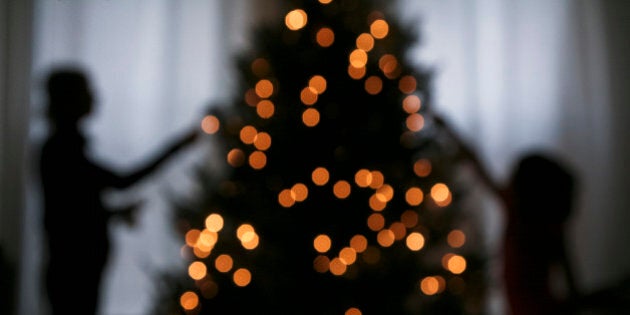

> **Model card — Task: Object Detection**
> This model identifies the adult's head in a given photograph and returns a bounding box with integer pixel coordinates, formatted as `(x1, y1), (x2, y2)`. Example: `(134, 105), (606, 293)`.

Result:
(45, 66), (94, 127)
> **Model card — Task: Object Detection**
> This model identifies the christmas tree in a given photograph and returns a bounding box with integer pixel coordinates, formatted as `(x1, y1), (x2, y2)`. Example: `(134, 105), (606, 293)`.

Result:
(159, 0), (488, 314)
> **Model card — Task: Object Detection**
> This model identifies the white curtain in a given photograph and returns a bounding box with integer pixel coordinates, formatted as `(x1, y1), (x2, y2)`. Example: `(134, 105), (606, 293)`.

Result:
(22, 1), (630, 315)
(397, 0), (630, 313)
(26, 1), (251, 314)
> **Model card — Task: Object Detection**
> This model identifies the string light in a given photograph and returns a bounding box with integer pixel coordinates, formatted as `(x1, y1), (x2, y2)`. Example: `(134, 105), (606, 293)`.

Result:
(182, 3), (476, 313)
(316, 27), (335, 47)
(285, 9), (308, 31)
(370, 19), (389, 39)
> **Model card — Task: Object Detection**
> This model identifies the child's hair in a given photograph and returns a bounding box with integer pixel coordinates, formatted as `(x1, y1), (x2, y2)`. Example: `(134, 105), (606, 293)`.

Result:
(510, 152), (576, 224)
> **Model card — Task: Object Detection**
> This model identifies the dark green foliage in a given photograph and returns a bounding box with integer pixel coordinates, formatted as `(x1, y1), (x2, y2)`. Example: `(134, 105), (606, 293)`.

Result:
(160, 1), (488, 314)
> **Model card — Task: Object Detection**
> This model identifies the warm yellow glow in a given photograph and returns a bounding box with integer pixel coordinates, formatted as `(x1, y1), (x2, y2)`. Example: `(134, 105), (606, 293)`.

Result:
(253, 132), (272, 151)
(239, 229), (255, 243)
(368, 171), (384, 189)
(413, 158), (432, 177)
(255, 79), (274, 98)
(364, 75), (383, 95)
(435, 191), (452, 207)
(185, 229), (201, 247)
(227, 148), (245, 167)
(402, 95), (421, 113)
(241, 231), (259, 250)
(285, 9), (308, 31)
(194, 235), (219, 253)
(188, 261), (207, 280)
(313, 255), (330, 273)
(441, 253), (454, 270)
(375, 184), (394, 202)
(447, 254), (467, 274)
(378, 54), (395, 70)
(278, 189), (296, 208)
(406, 113), (425, 132)
(251, 58), (271, 78)
(349, 49), (368, 68)
(447, 229), (466, 248)
(420, 276), (439, 295)
(318, 0), (333, 4)
(368, 194), (386, 211)
(379, 54), (399, 77)
(354, 169), (372, 187)
(248, 151), (267, 170)
(350, 234), (368, 253)
(193, 246), (211, 259)
(348, 65), (366, 80)
(311, 167), (330, 186)
(205, 213), (224, 232)
(290, 183), (308, 202)
(314, 234), (332, 253)
(180, 291), (199, 311)
(215, 254), (233, 273)
(356, 33), (374, 51)
(376, 229), (395, 247)
(300, 86), (319, 105)
(401, 210), (418, 228)
(339, 247), (357, 265)
(406, 232), (425, 251)
(362, 246), (381, 264)
(405, 187), (424, 206)
(333, 180), (351, 199)
(431, 183), (450, 203)
(316, 27), (335, 47)
(329, 257), (347, 275)
(390, 222), (406, 240)
(383, 66), (401, 79)
(197, 229), (218, 251)
(192, 247), (211, 259)
(398, 75), (417, 94)
(240, 125), (258, 144)
(302, 108), (320, 127)
(233, 268), (252, 287)
(346, 307), (362, 315)
(367, 213), (385, 231)
(201, 115), (220, 134)
(256, 100), (275, 119)
(237, 223), (255, 239)
(244, 88), (259, 107)
(309, 75), (327, 94)
(370, 19), (389, 39)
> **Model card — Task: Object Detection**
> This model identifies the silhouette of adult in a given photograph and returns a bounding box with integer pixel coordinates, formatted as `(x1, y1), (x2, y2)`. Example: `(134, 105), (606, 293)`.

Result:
(38, 66), (199, 315)
(434, 115), (580, 315)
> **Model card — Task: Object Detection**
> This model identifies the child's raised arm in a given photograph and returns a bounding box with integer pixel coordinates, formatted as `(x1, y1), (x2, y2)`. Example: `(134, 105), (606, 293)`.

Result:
(433, 114), (510, 207)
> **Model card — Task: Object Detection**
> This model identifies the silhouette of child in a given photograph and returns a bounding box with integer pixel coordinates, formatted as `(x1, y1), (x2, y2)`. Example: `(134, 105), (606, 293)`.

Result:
(433, 115), (580, 315)
(38, 66), (199, 315)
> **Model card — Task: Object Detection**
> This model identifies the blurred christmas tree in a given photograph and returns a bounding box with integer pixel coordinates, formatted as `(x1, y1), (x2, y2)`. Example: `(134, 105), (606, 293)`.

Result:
(158, 0), (489, 314)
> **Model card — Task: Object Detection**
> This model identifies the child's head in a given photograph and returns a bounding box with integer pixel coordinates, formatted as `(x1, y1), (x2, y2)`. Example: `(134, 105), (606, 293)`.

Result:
(45, 67), (94, 126)
(510, 152), (576, 223)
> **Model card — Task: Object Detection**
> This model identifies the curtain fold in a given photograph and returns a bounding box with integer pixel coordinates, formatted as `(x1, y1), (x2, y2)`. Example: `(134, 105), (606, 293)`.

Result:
(1, 1), (33, 315)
